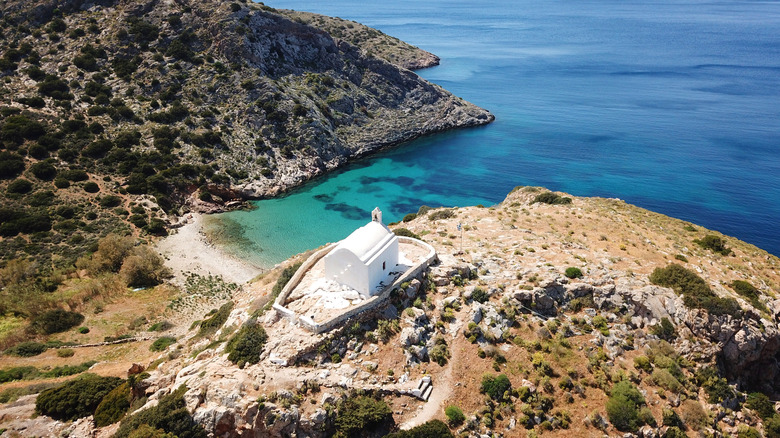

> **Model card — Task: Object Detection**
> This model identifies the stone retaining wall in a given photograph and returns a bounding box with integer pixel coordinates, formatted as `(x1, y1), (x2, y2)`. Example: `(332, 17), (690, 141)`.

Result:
(273, 237), (437, 334)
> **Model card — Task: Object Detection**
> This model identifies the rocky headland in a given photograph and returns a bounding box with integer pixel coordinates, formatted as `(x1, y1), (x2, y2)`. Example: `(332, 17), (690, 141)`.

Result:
(3, 188), (779, 437)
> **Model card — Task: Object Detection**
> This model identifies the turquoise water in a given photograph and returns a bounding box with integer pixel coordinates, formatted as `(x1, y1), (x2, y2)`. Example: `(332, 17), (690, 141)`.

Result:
(220, 0), (780, 266)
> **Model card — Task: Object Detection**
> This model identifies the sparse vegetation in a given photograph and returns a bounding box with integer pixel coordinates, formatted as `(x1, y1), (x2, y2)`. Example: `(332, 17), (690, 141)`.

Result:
(650, 264), (741, 316)
(532, 192), (572, 205)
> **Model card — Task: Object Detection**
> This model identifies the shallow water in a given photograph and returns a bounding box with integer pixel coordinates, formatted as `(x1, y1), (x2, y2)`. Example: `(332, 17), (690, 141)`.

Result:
(217, 0), (780, 266)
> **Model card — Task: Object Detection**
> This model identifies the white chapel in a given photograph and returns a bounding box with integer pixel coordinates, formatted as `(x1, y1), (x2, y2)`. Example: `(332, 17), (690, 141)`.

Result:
(323, 208), (399, 297)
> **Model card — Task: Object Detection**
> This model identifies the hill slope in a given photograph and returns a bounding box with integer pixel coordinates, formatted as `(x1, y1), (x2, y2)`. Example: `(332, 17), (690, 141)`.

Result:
(0, 0), (493, 267)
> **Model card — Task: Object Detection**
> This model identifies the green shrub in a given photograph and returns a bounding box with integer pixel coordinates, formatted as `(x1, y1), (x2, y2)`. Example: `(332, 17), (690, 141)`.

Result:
(480, 373), (512, 401)
(150, 336), (176, 352)
(94, 381), (131, 426)
(30, 309), (84, 334)
(334, 395), (393, 438)
(7, 178), (33, 194)
(100, 195), (122, 208)
(731, 280), (767, 311)
(114, 385), (206, 438)
(386, 419), (453, 437)
(225, 320), (267, 367)
(738, 425), (762, 438)
(57, 348), (75, 358)
(606, 380), (645, 432)
(83, 181), (100, 193)
(272, 262), (302, 296)
(0, 366), (39, 383)
(746, 392), (776, 420)
(428, 209), (454, 221)
(471, 287), (488, 303)
(633, 356), (652, 373)
(662, 407), (684, 428)
(650, 368), (683, 393)
(444, 405), (465, 426)
(402, 213), (417, 222)
(429, 342), (450, 366)
(649, 264), (740, 316)
(30, 161), (57, 180)
(564, 267), (583, 279)
(665, 426), (688, 438)
(765, 415), (780, 438)
(651, 317), (677, 341)
(694, 234), (732, 256)
(393, 228), (420, 239)
(198, 302), (233, 337)
(78, 326), (90, 334)
(35, 374), (123, 421)
(532, 192), (572, 205)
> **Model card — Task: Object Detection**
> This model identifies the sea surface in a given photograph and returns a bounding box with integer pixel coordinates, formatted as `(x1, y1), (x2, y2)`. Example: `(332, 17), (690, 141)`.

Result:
(214, 0), (780, 267)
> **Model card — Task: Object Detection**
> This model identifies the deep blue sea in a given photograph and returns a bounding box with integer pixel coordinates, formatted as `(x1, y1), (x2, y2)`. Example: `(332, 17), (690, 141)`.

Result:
(216, 0), (780, 267)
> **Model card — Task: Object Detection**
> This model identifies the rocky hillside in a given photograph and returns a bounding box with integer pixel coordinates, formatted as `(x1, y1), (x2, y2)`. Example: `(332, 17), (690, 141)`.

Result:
(3, 188), (780, 437)
(0, 0), (493, 267)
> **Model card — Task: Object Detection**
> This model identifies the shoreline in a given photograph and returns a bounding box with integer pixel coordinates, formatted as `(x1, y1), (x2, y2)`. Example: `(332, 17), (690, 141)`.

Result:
(156, 213), (266, 285)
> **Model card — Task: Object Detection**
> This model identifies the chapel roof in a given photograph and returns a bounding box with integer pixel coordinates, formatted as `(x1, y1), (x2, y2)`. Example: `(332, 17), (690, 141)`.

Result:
(335, 221), (395, 263)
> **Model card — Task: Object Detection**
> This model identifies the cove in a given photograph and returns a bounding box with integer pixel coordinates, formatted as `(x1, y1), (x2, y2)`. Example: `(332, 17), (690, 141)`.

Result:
(214, 0), (780, 267)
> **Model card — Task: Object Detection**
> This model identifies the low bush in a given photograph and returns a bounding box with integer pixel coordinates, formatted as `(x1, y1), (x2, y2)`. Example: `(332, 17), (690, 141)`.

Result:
(94, 381), (131, 426)
(428, 208), (454, 221)
(120, 246), (171, 287)
(746, 392), (776, 420)
(334, 395), (393, 438)
(272, 262), (302, 296)
(445, 405), (465, 426)
(651, 317), (677, 341)
(731, 280), (767, 311)
(150, 336), (176, 352)
(386, 419), (453, 438)
(114, 385), (206, 438)
(225, 319), (267, 367)
(30, 309), (84, 334)
(402, 213), (417, 222)
(57, 348), (75, 358)
(606, 380), (646, 432)
(532, 192), (572, 205)
(36, 374), (123, 421)
(198, 302), (233, 337)
(480, 373), (512, 401)
(694, 234), (732, 256)
(393, 228), (420, 239)
(650, 368), (683, 393)
(5, 341), (47, 357)
(471, 287), (488, 303)
(564, 267), (583, 279)
(650, 264), (740, 317)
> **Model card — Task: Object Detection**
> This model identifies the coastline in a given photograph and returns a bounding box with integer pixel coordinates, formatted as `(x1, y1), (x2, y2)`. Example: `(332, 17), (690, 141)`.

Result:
(156, 213), (266, 285)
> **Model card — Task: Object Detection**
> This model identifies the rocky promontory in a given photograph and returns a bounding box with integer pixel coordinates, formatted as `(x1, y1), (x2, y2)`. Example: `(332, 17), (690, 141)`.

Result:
(3, 188), (778, 437)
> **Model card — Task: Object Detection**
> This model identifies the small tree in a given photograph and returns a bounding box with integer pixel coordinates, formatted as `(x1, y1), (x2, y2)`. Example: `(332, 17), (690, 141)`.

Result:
(120, 246), (172, 287)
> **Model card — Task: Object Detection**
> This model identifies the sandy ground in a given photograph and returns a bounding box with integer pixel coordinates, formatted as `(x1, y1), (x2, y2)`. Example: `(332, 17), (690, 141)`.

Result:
(157, 213), (265, 285)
